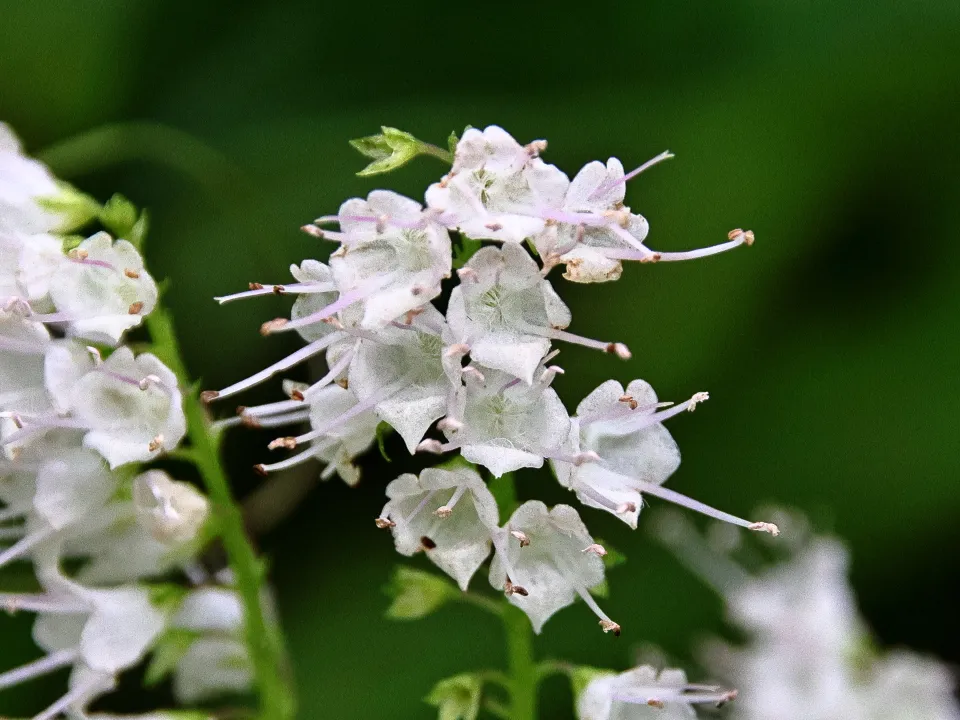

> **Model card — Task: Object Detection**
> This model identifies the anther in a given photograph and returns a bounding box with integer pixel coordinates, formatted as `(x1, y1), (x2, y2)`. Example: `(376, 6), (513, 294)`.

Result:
(728, 228), (755, 246)
(525, 139), (548, 156)
(619, 394), (638, 409)
(272, 285), (287, 295)
(639, 253), (662, 264)
(571, 451), (600, 467)
(485, 222), (503, 231)
(260, 318), (289, 335)
(128, 301), (144, 315)
(301, 224), (325, 238)
(420, 536), (437, 550)
(85, 346), (103, 365)
(457, 267), (479, 283)
(268, 437), (297, 451)
(599, 619), (621, 636)
(606, 342), (632, 360)
(148, 434), (164, 453)
(617, 502), (638, 514)
(504, 579), (529, 597)
(434, 506), (453, 518)
(437, 417), (463, 432)
(200, 390), (220, 404)
(249, 282), (264, 290)
(138, 374), (161, 391)
(416, 439), (444, 454)
(748, 522), (780, 536)
(687, 392), (710, 411)
(241, 415), (262, 428)
(444, 343), (470, 358)
(583, 544), (607, 556)
(462, 366), (485, 382)
(647, 699), (665, 709)
(67, 249), (89, 260)
(252, 464), (268, 477)
(124, 268), (141, 279)
(375, 517), (396, 529)
(290, 390), (305, 401)
(510, 530), (530, 547)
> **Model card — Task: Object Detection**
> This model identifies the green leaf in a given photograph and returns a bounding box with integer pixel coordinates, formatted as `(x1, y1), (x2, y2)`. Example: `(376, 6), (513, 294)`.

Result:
(349, 126), (452, 176)
(144, 628), (198, 686)
(375, 421), (393, 462)
(384, 566), (458, 621)
(452, 236), (482, 269)
(424, 673), (482, 720)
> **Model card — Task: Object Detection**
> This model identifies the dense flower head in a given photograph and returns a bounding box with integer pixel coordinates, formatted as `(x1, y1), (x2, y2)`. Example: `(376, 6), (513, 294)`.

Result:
(207, 123), (771, 636)
(0, 122), (250, 719)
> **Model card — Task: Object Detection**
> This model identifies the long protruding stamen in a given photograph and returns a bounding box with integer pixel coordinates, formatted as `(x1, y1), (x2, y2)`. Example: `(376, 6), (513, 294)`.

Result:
(573, 584), (620, 636)
(0, 592), (89, 614)
(207, 332), (343, 401)
(404, 491), (438, 524)
(241, 399), (305, 419)
(271, 277), (391, 334)
(249, 411), (311, 429)
(33, 673), (115, 720)
(302, 349), (355, 401)
(622, 474), (778, 536)
(613, 685), (737, 707)
(215, 281), (336, 305)
(588, 150), (675, 201)
(522, 325), (631, 359)
(613, 393), (709, 432)
(253, 440), (337, 475)
(598, 230), (754, 263)
(0, 528), (56, 568)
(579, 401), (674, 427)
(0, 649), (79, 690)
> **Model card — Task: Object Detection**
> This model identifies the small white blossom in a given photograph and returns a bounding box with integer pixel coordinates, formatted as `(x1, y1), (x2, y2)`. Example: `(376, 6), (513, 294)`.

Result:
(133, 470), (210, 545)
(0, 313), (50, 413)
(47, 232), (158, 345)
(578, 665), (737, 719)
(378, 466), (499, 590)
(442, 364), (570, 477)
(426, 126), (569, 243)
(489, 501), (614, 634)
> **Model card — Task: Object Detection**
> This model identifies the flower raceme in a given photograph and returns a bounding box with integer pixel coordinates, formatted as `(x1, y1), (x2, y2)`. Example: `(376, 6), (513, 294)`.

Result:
(209, 124), (777, 636)
(1, 122), (252, 719)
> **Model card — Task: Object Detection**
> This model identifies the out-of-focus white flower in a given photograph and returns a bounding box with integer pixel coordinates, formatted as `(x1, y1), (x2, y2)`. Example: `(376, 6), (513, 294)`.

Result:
(489, 501), (615, 634)
(42, 344), (186, 468)
(426, 126), (569, 243)
(378, 466), (499, 590)
(0, 313), (50, 413)
(577, 665), (737, 719)
(133, 470), (209, 545)
(46, 232), (157, 345)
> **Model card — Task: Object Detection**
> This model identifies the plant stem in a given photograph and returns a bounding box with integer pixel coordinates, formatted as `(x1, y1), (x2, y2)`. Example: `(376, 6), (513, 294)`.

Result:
(503, 603), (538, 720)
(418, 141), (454, 165)
(145, 306), (295, 720)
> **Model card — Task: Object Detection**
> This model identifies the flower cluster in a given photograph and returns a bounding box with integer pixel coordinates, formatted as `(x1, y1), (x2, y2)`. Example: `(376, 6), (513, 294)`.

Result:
(656, 509), (960, 720)
(1, 123), (252, 719)
(210, 125), (774, 637)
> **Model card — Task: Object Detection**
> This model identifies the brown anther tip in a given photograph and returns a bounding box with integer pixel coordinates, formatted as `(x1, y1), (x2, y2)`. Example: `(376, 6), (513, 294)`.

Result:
(525, 139), (548, 156)
(301, 224), (324, 238)
(248, 282), (264, 290)
(510, 530), (531, 548)
(68, 248), (89, 260)
(618, 394), (639, 410)
(290, 390), (305, 401)
(646, 699), (665, 709)
(484, 222), (503, 231)
(606, 342), (632, 360)
(420, 536), (437, 550)
(743, 230), (755, 246)
(272, 285), (287, 295)
(128, 301), (144, 315)
(147, 435), (164, 453)
(434, 506), (453, 518)
(640, 253), (662, 264)
(336, 377), (349, 389)
(375, 517), (396, 529)
(260, 318), (288, 335)
(617, 502), (638, 514)
(123, 268), (141, 279)
(200, 390), (220, 404)
(252, 464), (268, 477)
(268, 437), (297, 451)
(599, 619), (621, 636)
(240, 415), (262, 429)
(236, 406), (247, 414)
(504, 580), (529, 597)
(727, 228), (744, 241)
(749, 521), (781, 537)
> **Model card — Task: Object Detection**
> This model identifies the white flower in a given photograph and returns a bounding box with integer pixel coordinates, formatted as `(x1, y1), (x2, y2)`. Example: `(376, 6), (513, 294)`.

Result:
(133, 470), (210, 545)
(489, 501), (615, 634)
(47, 232), (158, 345)
(426, 126), (569, 243)
(578, 665), (737, 719)
(326, 190), (452, 328)
(44, 344), (186, 468)
(441, 363), (570, 477)
(859, 652), (960, 720)
(0, 123), (84, 234)
(378, 466), (499, 590)
(1, 229), (66, 311)
(447, 244), (628, 383)
(0, 313), (50, 413)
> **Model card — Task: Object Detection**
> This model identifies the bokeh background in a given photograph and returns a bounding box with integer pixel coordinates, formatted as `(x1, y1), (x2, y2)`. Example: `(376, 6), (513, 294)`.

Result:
(2, 1), (959, 717)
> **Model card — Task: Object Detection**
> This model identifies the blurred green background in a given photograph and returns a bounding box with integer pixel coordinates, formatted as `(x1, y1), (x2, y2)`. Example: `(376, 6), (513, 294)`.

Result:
(2, 0), (959, 717)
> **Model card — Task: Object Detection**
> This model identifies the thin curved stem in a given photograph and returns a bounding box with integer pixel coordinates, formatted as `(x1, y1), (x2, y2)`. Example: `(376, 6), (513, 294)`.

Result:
(145, 305), (295, 720)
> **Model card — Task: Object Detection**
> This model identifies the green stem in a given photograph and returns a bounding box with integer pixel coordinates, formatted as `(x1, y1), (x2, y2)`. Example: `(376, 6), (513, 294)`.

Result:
(418, 142), (454, 165)
(503, 604), (538, 720)
(145, 306), (295, 720)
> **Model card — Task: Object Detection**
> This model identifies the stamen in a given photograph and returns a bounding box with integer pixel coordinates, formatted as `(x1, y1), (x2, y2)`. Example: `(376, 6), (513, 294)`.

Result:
(302, 349), (355, 401)
(0, 528), (57, 569)
(33, 672), (116, 720)
(253, 445), (323, 475)
(613, 392), (709, 432)
(510, 530), (531, 547)
(573, 584), (619, 635)
(0, 592), (89, 615)
(405, 491), (438, 524)
(288, 382), (398, 447)
(0, 649), (79, 690)
(215, 281), (336, 304)
(241, 399), (305, 419)
(598, 231), (753, 263)
(582, 544), (607, 556)
(273, 277), (392, 334)
(434, 485), (468, 518)
(522, 324), (631, 358)
(588, 150), (675, 201)
(208, 332), (343, 401)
